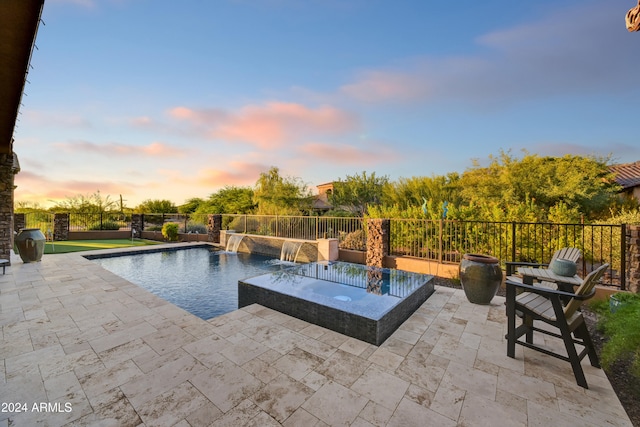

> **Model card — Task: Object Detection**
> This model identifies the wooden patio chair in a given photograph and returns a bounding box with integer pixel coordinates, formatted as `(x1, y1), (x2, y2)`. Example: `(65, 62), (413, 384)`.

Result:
(505, 263), (608, 388)
(505, 247), (581, 276)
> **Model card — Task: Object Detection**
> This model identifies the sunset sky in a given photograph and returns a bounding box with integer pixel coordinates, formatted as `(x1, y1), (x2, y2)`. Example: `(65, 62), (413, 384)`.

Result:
(13, 0), (640, 209)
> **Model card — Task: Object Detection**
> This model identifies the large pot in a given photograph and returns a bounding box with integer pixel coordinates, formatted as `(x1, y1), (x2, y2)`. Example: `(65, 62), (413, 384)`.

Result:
(15, 228), (46, 263)
(459, 253), (502, 304)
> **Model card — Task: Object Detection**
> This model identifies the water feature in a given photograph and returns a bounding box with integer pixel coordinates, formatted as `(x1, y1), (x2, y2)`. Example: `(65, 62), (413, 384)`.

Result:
(280, 240), (303, 262)
(225, 234), (245, 253)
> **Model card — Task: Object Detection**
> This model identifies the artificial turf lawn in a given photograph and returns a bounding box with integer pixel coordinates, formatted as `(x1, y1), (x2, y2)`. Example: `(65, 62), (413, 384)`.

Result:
(42, 239), (160, 254)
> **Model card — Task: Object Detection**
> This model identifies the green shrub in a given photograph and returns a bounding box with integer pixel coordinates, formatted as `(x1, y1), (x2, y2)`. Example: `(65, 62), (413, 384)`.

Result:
(186, 222), (207, 234)
(146, 226), (162, 231)
(88, 220), (121, 230)
(162, 222), (179, 241)
(596, 294), (640, 377)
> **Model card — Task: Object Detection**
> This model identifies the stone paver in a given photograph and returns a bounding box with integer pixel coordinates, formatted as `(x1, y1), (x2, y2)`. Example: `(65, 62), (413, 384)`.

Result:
(0, 244), (634, 426)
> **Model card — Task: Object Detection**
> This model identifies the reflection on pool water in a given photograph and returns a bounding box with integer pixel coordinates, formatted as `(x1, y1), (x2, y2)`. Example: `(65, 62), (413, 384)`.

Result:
(90, 247), (288, 320)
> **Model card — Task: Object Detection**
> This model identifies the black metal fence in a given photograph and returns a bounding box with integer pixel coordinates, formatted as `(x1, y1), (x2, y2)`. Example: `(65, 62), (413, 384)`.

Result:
(20, 212), (633, 289)
(141, 213), (209, 234)
(389, 219), (629, 289)
(221, 214), (366, 249)
(67, 213), (133, 231)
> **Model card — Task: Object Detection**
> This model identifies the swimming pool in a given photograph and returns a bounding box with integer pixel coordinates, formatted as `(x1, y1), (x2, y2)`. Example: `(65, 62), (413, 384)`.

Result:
(90, 246), (288, 320)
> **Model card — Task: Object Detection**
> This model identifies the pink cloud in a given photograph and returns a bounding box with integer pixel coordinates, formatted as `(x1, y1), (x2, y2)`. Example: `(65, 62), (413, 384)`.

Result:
(54, 140), (185, 157)
(152, 162), (268, 189)
(14, 170), (135, 205)
(168, 106), (228, 124)
(169, 102), (359, 148)
(195, 162), (269, 187)
(340, 70), (432, 104)
(297, 142), (400, 165)
(130, 116), (153, 127)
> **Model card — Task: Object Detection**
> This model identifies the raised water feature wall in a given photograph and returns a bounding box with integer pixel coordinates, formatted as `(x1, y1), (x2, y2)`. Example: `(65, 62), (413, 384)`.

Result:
(218, 232), (324, 263)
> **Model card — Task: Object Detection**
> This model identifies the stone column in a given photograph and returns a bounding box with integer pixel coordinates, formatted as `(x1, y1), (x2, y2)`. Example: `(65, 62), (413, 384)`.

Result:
(14, 213), (25, 233)
(208, 214), (222, 243)
(0, 153), (19, 263)
(131, 214), (144, 238)
(366, 218), (390, 268)
(628, 225), (640, 293)
(53, 213), (69, 241)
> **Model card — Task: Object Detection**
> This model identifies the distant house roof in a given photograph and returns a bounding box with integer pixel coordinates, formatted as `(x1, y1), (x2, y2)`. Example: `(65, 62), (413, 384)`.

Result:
(312, 195), (332, 210)
(609, 161), (640, 190)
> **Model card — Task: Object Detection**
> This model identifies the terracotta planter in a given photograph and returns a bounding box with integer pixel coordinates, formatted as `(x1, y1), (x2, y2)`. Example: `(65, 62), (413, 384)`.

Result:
(459, 253), (502, 304)
(15, 228), (46, 263)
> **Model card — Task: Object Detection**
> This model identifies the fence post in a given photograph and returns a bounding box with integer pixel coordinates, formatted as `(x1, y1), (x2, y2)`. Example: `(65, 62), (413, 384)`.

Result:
(621, 224), (627, 291)
(627, 225), (640, 293)
(275, 214), (279, 237)
(185, 215), (188, 233)
(366, 218), (390, 268)
(14, 213), (25, 233)
(207, 214), (221, 243)
(131, 214), (144, 238)
(54, 213), (69, 241)
(511, 222), (516, 262)
(438, 219), (443, 264)
(244, 215), (247, 233)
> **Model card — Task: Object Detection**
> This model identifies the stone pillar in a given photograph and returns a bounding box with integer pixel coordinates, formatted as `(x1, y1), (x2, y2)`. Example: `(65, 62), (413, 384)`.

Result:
(628, 225), (640, 293)
(208, 214), (222, 243)
(53, 213), (69, 241)
(131, 214), (144, 238)
(14, 213), (25, 233)
(0, 153), (19, 263)
(366, 218), (390, 268)
(317, 238), (339, 261)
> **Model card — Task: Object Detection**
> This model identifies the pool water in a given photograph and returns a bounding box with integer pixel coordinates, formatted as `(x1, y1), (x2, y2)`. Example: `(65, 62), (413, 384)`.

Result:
(239, 261), (434, 345)
(90, 247), (288, 320)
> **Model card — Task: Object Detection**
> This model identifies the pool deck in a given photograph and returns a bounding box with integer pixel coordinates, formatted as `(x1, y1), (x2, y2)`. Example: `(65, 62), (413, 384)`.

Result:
(0, 244), (633, 426)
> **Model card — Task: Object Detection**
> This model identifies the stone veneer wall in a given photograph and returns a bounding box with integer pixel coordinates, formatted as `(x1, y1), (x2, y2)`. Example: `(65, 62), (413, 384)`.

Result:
(14, 213), (25, 232)
(628, 225), (640, 293)
(0, 154), (17, 262)
(366, 218), (390, 268)
(53, 213), (69, 241)
(207, 214), (222, 243)
(131, 214), (144, 238)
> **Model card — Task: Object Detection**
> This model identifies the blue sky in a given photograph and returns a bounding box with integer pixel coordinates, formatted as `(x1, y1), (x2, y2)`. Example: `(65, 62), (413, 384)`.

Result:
(14, 0), (640, 208)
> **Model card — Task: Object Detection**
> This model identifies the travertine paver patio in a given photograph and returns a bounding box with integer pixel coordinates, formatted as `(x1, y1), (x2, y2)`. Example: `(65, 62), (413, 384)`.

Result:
(0, 244), (633, 426)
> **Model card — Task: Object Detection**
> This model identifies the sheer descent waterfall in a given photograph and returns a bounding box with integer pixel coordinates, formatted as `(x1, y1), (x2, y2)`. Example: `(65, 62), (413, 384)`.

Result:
(226, 234), (245, 253)
(280, 241), (303, 263)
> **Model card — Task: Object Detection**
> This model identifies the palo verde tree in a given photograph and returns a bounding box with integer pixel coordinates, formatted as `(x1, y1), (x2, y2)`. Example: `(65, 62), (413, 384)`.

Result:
(134, 199), (177, 214)
(329, 171), (389, 216)
(194, 186), (255, 215)
(178, 197), (205, 214)
(51, 190), (118, 214)
(253, 167), (312, 215)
